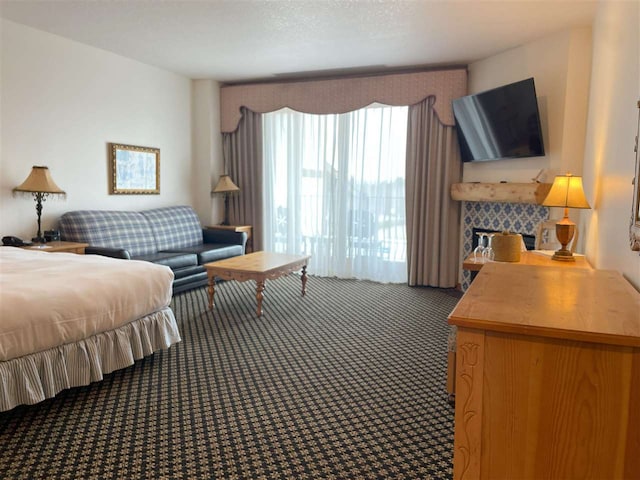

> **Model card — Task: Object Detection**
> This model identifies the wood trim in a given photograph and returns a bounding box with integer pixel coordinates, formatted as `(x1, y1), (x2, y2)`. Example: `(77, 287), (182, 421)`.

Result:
(625, 350), (640, 477)
(451, 183), (552, 204)
(453, 328), (485, 480)
(447, 351), (457, 397)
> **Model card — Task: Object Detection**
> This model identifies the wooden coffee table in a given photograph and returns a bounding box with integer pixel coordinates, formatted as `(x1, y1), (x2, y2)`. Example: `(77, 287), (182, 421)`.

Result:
(204, 251), (311, 316)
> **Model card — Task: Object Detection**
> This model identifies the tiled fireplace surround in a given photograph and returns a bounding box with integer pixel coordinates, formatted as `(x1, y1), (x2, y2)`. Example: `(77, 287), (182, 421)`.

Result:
(460, 201), (549, 291)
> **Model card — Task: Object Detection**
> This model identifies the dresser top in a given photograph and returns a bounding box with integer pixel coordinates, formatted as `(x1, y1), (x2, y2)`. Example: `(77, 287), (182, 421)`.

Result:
(449, 263), (640, 347)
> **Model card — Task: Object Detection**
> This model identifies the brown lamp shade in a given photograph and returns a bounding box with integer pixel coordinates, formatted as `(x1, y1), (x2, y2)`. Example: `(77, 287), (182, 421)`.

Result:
(542, 174), (590, 209)
(211, 174), (240, 226)
(13, 166), (65, 244)
(13, 166), (66, 195)
(211, 174), (240, 195)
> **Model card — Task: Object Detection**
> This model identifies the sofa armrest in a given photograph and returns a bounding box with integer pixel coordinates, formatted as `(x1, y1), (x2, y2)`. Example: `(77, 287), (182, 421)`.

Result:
(202, 229), (248, 250)
(85, 246), (131, 260)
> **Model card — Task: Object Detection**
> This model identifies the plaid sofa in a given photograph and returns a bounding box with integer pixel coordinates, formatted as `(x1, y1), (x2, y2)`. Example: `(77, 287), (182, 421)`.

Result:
(58, 206), (247, 294)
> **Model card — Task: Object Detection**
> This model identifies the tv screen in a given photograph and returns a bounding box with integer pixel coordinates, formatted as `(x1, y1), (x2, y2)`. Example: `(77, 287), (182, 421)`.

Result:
(452, 78), (545, 162)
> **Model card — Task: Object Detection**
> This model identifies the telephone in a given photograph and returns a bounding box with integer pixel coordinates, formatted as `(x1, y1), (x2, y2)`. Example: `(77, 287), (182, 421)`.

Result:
(2, 236), (32, 247)
(44, 230), (61, 242)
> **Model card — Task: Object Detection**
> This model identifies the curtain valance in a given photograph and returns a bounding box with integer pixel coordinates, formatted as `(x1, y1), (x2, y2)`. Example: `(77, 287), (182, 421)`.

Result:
(220, 69), (467, 132)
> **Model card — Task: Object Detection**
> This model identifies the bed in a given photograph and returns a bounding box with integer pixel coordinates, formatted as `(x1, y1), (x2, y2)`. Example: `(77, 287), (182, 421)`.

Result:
(0, 247), (181, 411)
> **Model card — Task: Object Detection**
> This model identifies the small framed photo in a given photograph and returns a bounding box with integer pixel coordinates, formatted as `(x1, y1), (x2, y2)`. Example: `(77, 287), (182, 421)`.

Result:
(537, 221), (559, 250)
(109, 143), (160, 194)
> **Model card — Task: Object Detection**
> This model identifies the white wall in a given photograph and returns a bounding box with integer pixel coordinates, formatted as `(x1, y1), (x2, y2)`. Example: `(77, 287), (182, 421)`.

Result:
(0, 20), (194, 240)
(464, 27), (592, 183)
(192, 79), (224, 226)
(582, 0), (640, 289)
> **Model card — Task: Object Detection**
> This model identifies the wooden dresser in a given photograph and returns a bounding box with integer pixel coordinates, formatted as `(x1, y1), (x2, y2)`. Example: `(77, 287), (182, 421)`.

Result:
(448, 262), (640, 479)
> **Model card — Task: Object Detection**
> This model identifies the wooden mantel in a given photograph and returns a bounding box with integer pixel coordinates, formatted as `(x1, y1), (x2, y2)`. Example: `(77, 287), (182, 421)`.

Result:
(451, 182), (552, 205)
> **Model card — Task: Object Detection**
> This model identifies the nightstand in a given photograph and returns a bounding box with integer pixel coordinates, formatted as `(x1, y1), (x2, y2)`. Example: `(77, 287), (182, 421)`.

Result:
(207, 225), (253, 252)
(22, 241), (89, 254)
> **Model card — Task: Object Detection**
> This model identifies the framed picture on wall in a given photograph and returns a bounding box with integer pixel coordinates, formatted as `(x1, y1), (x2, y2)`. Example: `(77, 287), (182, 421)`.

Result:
(109, 143), (160, 194)
(630, 99), (640, 252)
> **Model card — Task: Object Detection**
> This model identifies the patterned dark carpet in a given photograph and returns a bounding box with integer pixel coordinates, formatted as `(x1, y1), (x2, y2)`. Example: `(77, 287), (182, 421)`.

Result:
(0, 275), (461, 479)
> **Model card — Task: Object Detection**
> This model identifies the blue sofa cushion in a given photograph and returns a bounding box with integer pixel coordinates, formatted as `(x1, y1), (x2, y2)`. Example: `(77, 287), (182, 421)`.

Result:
(173, 272), (208, 292)
(141, 206), (203, 251)
(132, 252), (198, 270)
(166, 243), (244, 265)
(58, 210), (156, 256)
(172, 265), (206, 280)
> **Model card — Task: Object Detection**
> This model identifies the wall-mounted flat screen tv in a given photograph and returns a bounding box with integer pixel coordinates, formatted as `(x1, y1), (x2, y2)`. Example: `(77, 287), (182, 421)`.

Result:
(452, 78), (545, 162)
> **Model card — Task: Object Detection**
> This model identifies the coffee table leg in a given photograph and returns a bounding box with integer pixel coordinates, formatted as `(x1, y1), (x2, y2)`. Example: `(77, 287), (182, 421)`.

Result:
(208, 277), (216, 310)
(256, 280), (265, 316)
(301, 265), (308, 296)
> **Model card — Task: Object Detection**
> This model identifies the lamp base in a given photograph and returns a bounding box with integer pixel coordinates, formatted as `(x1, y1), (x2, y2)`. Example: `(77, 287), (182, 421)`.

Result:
(222, 194), (231, 226)
(551, 216), (576, 262)
(32, 236), (47, 244)
(551, 248), (575, 262)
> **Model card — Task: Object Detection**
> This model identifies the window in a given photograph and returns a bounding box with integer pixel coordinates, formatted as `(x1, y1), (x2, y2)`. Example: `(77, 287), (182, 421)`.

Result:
(263, 105), (408, 282)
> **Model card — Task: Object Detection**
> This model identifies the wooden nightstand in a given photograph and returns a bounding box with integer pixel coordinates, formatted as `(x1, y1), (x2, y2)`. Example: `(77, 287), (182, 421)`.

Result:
(22, 241), (89, 254)
(207, 225), (253, 252)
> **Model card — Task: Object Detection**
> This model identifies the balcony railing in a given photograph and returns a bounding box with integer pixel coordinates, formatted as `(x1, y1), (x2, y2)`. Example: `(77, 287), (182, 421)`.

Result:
(272, 194), (407, 264)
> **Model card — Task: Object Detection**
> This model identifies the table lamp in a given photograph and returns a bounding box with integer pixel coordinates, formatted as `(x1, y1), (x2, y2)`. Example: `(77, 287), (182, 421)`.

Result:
(542, 173), (591, 261)
(13, 166), (66, 243)
(211, 174), (240, 225)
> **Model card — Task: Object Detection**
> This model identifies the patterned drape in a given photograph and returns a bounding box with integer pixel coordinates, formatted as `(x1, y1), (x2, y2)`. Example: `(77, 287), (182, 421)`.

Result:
(223, 108), (264, 251)
(405, 97), (462, 287)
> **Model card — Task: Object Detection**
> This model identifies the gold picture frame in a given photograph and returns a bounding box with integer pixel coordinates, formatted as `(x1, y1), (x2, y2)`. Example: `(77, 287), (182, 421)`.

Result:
(109, 143), (160, 194)
(631, 100), (640, 252)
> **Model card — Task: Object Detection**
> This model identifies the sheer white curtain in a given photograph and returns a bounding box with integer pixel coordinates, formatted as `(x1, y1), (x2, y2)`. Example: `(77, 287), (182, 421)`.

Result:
(263, 105), (408, 283)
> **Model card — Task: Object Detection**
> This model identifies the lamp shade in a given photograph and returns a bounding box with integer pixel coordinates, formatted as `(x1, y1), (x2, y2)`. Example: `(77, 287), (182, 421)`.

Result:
(13, 166), (65, 194)
(542, 174), (590, 209)
(212, 174), (240, 194)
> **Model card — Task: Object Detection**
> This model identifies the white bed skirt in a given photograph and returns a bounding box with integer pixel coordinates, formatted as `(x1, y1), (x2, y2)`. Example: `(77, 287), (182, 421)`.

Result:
(0, 307), (181, 412)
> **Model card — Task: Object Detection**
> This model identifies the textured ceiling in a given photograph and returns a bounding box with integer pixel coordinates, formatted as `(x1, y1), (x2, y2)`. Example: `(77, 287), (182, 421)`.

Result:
(0, 0), (597, 82)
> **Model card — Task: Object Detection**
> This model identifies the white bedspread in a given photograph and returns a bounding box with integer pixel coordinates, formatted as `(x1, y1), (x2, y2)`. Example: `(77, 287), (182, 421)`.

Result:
(0, 248), (174, 361)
